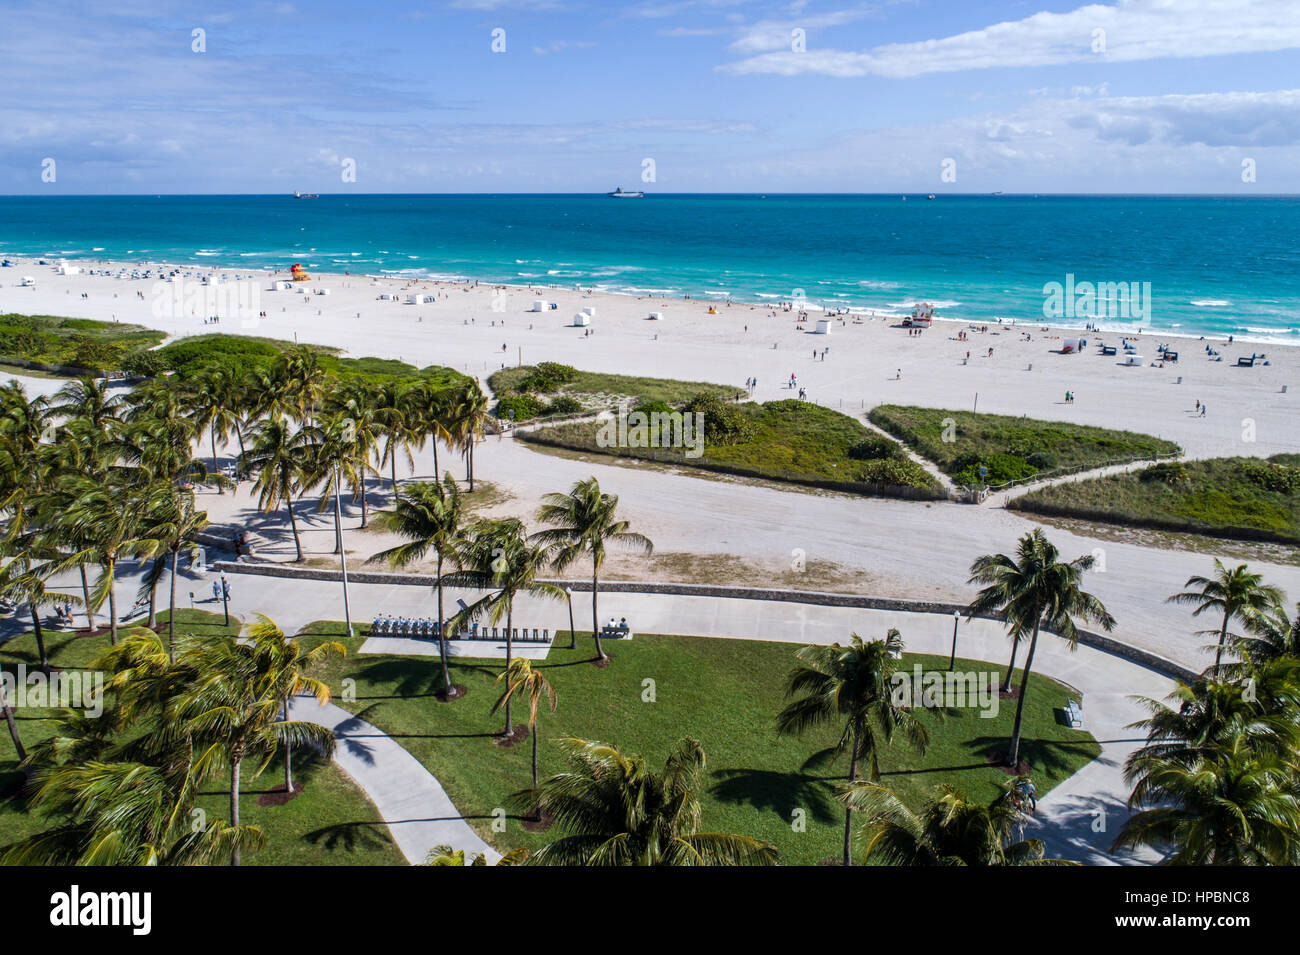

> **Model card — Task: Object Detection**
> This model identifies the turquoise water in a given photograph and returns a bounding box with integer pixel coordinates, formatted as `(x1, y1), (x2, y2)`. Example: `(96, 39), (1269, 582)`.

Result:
(2, 194), (1298, 343)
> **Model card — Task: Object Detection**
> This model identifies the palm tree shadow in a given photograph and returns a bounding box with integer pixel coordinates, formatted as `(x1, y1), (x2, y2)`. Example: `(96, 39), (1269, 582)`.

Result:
(968, 735), (1098, 775)
(710, 767), (841, 823)
(302, 820), (395, 854)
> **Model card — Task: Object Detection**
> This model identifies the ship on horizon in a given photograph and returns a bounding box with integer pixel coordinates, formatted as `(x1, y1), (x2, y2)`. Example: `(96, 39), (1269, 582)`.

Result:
(293, 190), (320, 199)
(607, 187), (644, 198)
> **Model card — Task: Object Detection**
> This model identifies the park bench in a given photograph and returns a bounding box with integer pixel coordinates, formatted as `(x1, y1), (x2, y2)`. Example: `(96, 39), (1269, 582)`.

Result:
(1236, 356), (1255, 367)
(600, 625), (633, 641)
(1063, 699), (1084, 728)
(1100, 345), (1117, 356)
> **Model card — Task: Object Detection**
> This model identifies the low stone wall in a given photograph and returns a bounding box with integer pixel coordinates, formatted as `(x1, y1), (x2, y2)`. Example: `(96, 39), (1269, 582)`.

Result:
(212, 560), (1200, 683)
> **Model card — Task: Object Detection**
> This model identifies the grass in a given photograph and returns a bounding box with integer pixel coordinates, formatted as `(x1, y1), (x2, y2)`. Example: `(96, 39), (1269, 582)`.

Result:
(869, 404), (1181, 486)
(0, 313), (165, 373)
(1012, 454), (1300, 546)
(518, 399), (941, 496)
(296, 625), (1098, 866)
(488, 363), (743, 418)
(0, 609), (404, 865)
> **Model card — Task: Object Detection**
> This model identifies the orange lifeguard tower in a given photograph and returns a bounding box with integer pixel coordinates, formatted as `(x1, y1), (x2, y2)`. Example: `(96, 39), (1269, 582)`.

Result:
(290, 263), (310, 282)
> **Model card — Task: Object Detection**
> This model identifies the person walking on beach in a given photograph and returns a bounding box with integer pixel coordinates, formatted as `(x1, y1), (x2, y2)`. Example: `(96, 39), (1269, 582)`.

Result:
(896, 368), (902, 380)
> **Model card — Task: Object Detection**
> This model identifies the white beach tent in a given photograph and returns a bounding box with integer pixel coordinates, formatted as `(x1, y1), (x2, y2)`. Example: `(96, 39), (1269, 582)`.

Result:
(648, 311), (663, 320)
(529, 299), (554, 312)
(572, 313), (591, 327)
(19, 276), (35, 287)
(314, 288), (330, 295)
(1062, 337), (1081, 353)
(272, 280), (292, 290)
(815, 318), (832, 334)
(581, 306), (596, 318)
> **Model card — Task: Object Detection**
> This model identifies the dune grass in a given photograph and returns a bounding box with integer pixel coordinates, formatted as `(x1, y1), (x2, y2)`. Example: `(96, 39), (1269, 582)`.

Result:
(0, 313), (165, 373)
(869, 404), (1180, 486)
(296, 625), (1098, 866)
(1012, 454), (1300, 545)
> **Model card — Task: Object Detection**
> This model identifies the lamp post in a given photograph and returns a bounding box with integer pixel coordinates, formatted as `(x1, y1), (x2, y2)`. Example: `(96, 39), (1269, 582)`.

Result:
(565, 587), (576, 649)
(948, 611), (960, 672)
(220, 572), (230, 626)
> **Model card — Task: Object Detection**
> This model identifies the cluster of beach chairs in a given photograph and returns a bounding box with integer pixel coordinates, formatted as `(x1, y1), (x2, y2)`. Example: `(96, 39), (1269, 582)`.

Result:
(369, 615), (553, 643)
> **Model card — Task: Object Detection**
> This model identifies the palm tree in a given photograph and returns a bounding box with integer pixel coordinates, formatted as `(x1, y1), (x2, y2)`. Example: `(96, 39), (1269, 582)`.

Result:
(53, 477), (158, 645)
(176, 630), (337, 865)
(0, 553), (81, 671)
(52, 375), (123, 432)
(424, 845), (530, 866)
(966, 528), (1115, 767)
(446, 382), (489, 491)
(446, 519), (565, 736)
(240, 614), (346, 793)
(4, 758), (264, 865)
(323, 381), (382, 527)
(1113, 738), (1300, 865)
(1167, 560), (1287, 673)
(0, 670), (25, 762)
(776, 630), (929, 866)
(1227, 601), (1300, 674)
(532, 477), (653, 661)
(241, 418), (314, 561)
(185, 366), (244, 492)
(137, 481), (209, 660)
(277, 346), (328, 425)
(524, 736), (778, 866)
(368, 474), (466, 699)
(840, 780), (1068, 866)
(492, 658), (556, 790)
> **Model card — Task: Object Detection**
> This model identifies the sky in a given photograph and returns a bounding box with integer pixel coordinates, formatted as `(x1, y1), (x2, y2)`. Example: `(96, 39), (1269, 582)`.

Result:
(1, 0), (1297, 194)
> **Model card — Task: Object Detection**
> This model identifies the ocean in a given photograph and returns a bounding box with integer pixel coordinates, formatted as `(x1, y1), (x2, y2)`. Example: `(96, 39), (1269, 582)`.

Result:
(1, 194), (1298, 343)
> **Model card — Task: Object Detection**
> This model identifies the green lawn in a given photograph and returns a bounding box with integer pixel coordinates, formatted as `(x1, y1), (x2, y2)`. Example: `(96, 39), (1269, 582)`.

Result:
(0, 610), (404, 866)
(869, 404), (1180, 486)
(1013, 454), (1300, 545)
(297, 625), (1099, 866)
(0, 313), (165, 374)
(520, 399), (941, 497)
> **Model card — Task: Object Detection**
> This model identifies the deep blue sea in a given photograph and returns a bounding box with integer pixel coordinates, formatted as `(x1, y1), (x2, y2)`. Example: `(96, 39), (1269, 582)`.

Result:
(2, 194), (1298, 343)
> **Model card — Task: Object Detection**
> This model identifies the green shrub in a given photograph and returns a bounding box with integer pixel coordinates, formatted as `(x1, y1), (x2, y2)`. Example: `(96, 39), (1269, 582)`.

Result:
(546, 395), (583, 416)
(858, 458), (930, 486)
(848, 437), (900, 461)
(683, 392), (754, 445)
(496, 393), (544, 421)
(1140, 461), (1189, 484)
(122, 349), (167, 377)
(1238, 460), (1300, 494)
(634, 399), (674, 416)
(954, 452), (1037, 486)
(1025, 451), (1058, 471)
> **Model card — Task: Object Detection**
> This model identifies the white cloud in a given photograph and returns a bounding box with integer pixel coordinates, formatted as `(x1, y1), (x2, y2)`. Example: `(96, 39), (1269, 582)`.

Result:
(720, 0), (1300, 77)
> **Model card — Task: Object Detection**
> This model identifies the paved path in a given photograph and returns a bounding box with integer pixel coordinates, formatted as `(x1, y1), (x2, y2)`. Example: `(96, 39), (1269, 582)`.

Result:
(288, 696), (499, 866)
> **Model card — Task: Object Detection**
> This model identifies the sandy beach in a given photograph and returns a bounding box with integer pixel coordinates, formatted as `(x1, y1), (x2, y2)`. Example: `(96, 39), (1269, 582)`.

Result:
(3, 255), (1298, 668)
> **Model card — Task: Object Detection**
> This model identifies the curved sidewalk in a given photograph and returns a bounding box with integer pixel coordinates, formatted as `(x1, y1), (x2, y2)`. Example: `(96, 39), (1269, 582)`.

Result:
(288, 696), (500, 866)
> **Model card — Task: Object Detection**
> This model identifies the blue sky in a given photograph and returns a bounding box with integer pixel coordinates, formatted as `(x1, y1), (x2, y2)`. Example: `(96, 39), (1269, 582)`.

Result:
(2, 0), (1297, 193)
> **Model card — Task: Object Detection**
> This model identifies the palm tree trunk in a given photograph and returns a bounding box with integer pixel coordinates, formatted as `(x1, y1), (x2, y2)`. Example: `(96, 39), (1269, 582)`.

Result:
(286, 497), (303, 562)
(168, 548), (179, 662)
(146, 556), (160, 628)
(390, 450), (398, 490)
(230, 756), (242, 866)
(30, 606), (48, 671)
(843, 729), (860, 866)
(1001, 637), (1019, 693)
(468, 438), (475, 491)
(591, 561), (605, 660)
(432, 437), (439, 476)
(283, 700), (293, 793)
(79, 565), (95, 633)
(503, 609), (514, 736)
(212, 423), (221, 493)
(436, 555), (452, 696)
(359, 467), (369, 528)
(0, 681), (25, 762)
(531, 719), (539, 789)
(107, 559), (119, 646)
(1007, 622), (1041, 766)
(1214, 609), (1229, 672)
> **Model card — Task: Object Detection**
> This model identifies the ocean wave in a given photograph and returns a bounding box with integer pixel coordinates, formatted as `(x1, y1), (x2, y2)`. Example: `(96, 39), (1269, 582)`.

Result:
(1190, 299), (1231, 307)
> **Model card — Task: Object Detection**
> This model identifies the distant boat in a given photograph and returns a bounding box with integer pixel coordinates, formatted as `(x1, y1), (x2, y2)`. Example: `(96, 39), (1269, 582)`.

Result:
(607, 187), (644, 198)
(926, 194), (936, 200)
(293, 190), (319, 199)
(990, 191), (1004, 196)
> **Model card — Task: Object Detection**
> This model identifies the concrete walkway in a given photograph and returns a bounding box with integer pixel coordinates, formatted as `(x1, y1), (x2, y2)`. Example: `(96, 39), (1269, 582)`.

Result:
(288, 696), (500, 866)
